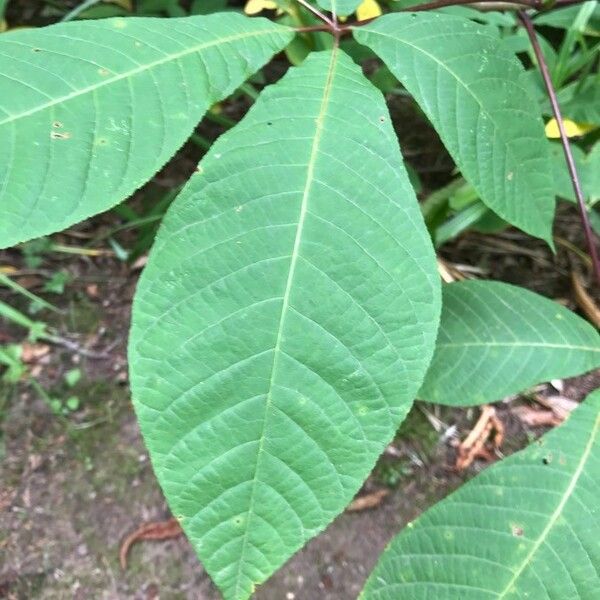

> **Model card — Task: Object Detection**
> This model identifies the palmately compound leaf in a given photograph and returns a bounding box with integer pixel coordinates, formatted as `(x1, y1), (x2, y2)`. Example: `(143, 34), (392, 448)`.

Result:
(0, 14), (292, 248)
(316, 0), (363, 17)
(354, 13), (556, 243)
(362, 389), (600, 599)
(129, 49), (440, 600)
(420, 280), (600, 406)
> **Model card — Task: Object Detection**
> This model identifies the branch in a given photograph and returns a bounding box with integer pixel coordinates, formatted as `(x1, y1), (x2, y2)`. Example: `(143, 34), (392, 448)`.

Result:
(406, 0), (540, 12)
(344, 0), (588, 27)
(295, 0), (335, 28)
(518, 10), (600, 288)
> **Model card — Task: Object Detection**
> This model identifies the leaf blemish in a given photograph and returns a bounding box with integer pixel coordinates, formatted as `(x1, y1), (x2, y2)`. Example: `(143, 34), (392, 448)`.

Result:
(50, 131), (71, 140)
(512, 525), (524, 537)
(52, 121), (63, 129)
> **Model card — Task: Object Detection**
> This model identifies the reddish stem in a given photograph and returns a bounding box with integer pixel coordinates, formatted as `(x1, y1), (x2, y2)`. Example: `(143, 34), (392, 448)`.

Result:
(297, 0), (589, 33)
(518, 10), (600, 287)
(407, 0), (540, 12)
(295, 0), (335, 27)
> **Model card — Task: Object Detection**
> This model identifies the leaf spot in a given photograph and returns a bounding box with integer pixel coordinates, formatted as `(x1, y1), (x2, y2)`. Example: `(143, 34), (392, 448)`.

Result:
(511, 525), (524, 537)
(52, 121), (63, 129)
(50, 131), (71, 140)
(98, 68), (110, 76)
(507, 172), (513, 181)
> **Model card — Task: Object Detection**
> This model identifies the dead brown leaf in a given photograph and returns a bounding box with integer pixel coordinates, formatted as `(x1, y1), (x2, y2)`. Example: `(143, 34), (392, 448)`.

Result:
(119, 517), (182, 569)
(20, 343), (50, 363)
(533, 394), (578, 421)
(514, 394), (579, 428)
(85, 283), (99, 298)
(346, 489), (389, 512)
(512, 405), (561, 427)
(455, 405), (503, 471)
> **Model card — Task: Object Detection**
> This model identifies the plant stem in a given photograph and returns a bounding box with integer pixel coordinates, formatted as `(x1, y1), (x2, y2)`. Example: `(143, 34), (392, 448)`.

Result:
(407, 0), (541, 12)
(518, 10), (600, 288)
(343, 0), (589, 28)
(295, 0), (335, 27)
(409, 0), (587, 10)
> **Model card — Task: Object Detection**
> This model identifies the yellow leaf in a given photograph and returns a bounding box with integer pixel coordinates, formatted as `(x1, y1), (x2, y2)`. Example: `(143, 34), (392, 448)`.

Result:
(0, 19), (7, 33)
(356, 0), (382, 21)
(545, 118), (596, 139)
(244, 0), (278, 14)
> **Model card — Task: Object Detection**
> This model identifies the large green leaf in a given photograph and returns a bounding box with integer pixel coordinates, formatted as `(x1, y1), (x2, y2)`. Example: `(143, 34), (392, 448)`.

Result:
(316, 0), (363, 17)
(361, 389), (600, 599)
(420, 280), (600, 406)
(0, 14), (292, 248)
(354, 13), (556, 242)
(129, 49), (440, 600)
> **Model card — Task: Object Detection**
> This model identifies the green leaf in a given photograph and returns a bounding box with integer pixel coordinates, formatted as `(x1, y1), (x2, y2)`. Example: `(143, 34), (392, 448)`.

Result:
(554, 76), (600, 125)
(354, 13), (556, 242)
(0, 14), (293, 249)
(419, 280), (600, 406)
(64, 368), (82, 387)
(361, 389), (600, 599)
(0, 344), (26, 383)
(129, 49), (440, 600)
(551, 141), (600, 203)
(316, 0), (362, 17)
(534, 2), (600, 34)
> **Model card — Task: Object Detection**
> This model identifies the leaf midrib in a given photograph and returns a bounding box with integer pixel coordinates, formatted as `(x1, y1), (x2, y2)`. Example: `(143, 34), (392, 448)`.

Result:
(232, 46), (340, 598)
(0, 26), (285, 127)
(497, 410), (600, 598)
